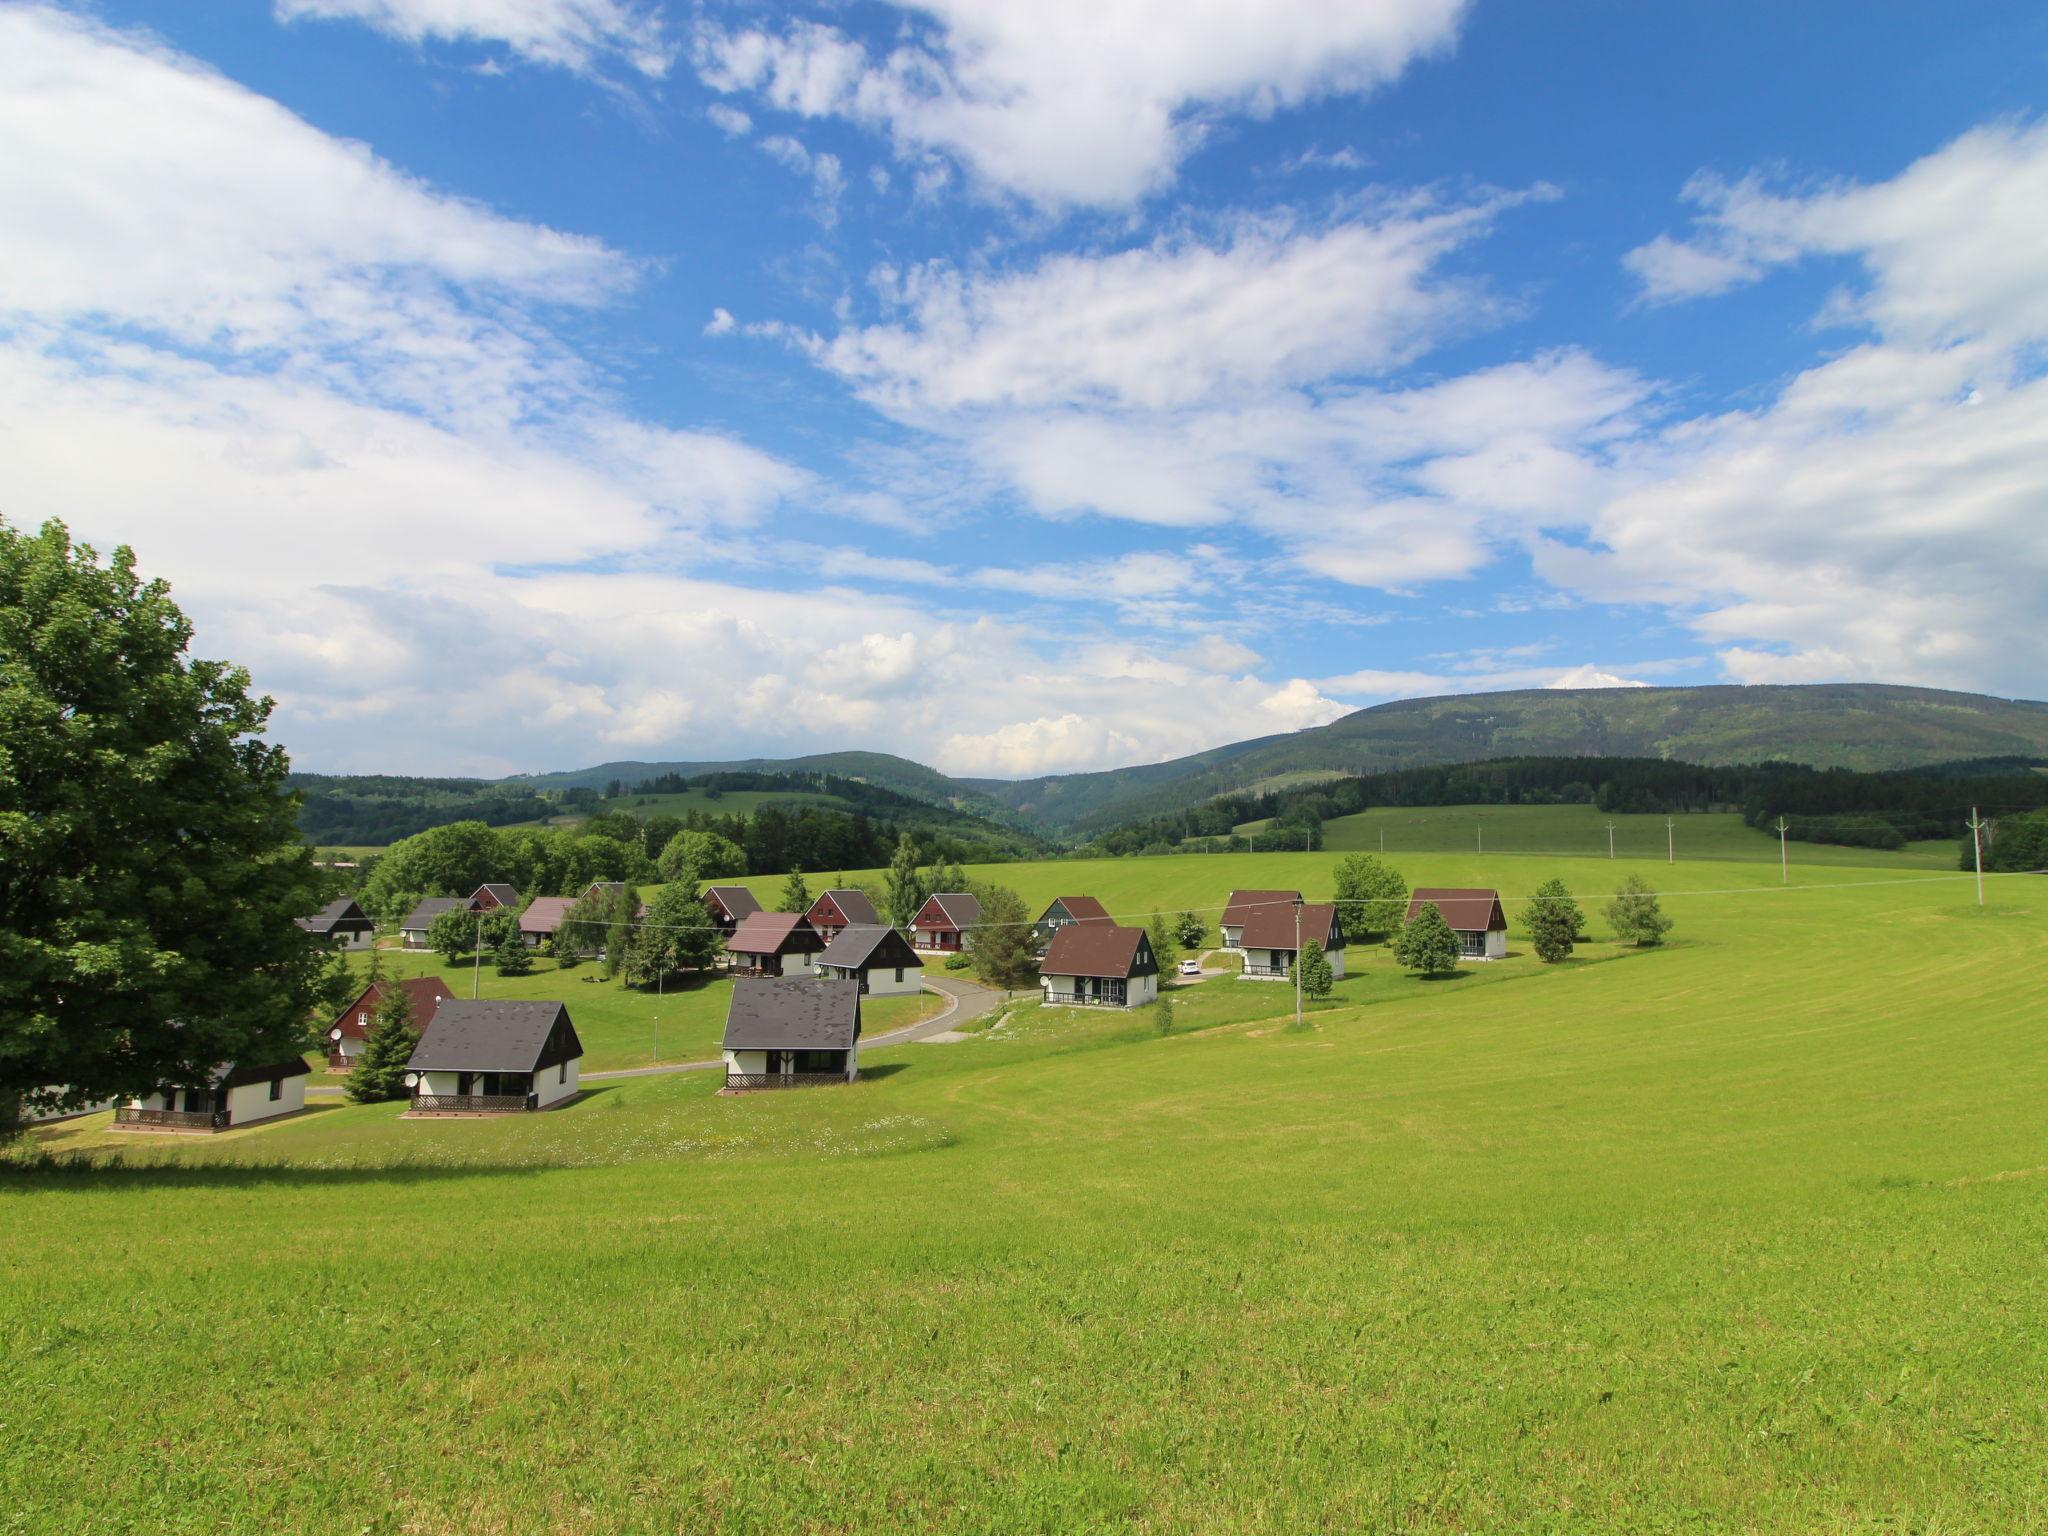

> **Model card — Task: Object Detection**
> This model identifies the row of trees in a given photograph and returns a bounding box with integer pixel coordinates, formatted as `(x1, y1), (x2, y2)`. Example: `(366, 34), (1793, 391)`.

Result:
(1391, 877), (1672, 976)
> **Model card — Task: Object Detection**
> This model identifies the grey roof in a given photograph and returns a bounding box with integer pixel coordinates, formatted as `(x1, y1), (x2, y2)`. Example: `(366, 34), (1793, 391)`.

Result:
(813, 888), (880, 925)
(296, 897), (371, 935)
(473, 882), (521, 906)
(704, 885), (763, 919)
(818, 923), (923, 972)
(211, 1058), (313, 1090)
(722, 978), (862, 1051)
(400, 896), (465, 932)
(406, 1000), (581, 1073)
(917, 891), (982, 930)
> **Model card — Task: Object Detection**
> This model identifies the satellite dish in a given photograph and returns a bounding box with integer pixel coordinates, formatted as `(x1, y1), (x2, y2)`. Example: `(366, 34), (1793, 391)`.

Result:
(403, 1072), (419, 1088)
(329, 1027), (343, 1041)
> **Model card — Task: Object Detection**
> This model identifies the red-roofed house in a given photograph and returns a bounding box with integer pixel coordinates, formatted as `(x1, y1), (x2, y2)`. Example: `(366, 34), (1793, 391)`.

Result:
(726, 912), (825, 978)
(806, 888), (880, 943)
(1220, 890), (1299, 951)
(1407, 888), (1508, 960)
(1032, 895), (1111, 947)
(1236, 902), (1346, 982)
(518, 896), (576, 949)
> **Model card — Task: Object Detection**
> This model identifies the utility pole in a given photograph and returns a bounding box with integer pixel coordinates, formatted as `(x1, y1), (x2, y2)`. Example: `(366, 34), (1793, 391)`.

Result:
(1666, 817), (1675, 864)
(1292, 893), (1304, 1029)
(1379, 828), (1385, 854)
(1776, 817), (1789, 885)
(655, 956), (664, 1062)
(1968, 805), (1986, 907)
(1477, 823), (1483, 855)
(1605, 822), (1616, 859)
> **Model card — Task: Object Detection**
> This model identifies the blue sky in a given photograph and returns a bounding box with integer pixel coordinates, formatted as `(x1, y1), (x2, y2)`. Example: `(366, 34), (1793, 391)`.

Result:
(2, 1), (2044, 778)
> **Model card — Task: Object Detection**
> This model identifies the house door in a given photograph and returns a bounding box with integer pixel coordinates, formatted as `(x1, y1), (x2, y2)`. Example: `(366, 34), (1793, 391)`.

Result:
(457, 1072), (474, 1095)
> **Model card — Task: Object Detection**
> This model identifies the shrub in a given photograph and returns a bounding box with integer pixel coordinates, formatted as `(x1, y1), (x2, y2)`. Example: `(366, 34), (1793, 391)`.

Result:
(1296, 939), (1334, 998)
(1606, 875), (1674, 946)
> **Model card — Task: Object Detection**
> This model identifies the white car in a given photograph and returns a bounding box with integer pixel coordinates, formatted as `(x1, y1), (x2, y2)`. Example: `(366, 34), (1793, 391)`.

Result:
(1178, 959), (1202, 976)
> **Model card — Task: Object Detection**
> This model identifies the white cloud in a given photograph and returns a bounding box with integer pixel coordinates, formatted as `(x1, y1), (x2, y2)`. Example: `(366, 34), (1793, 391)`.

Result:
(703, 306), (737, 336)
(705, 101), (752, 136)
(275, 0), (673, 79)
(758, 134), (846, 225)
(694, 0), (1467, 208)
(1547, 664), (1649, 690)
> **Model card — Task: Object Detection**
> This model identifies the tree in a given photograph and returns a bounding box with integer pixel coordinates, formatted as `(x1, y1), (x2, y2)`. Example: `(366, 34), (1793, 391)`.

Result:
(1297, 938), (1335, 998)
(1394, 902), (1460, 977)
(494, 926), (534, 977)
(1147, 912), (1176, 973)
(965, 883), (1038, 990)
(1154, 991), (1175, 1036)
(923, 857), (969, 904)
(884, 834), (923, 927)
(1527, 878), (1583, 963)
(624, 878), (723, 987)
(426, 904), (478, 964)
(0, 520), (340, 1126)
(778, 866), (812, 915)
(1333, 854), (1409, 939)
(1606, 875), (1674, 946)
(658, 829), (746, 885)
(345, 985), (420, 1104)
(359, 820), (500, 919)
(1174, 911), (1207, 950)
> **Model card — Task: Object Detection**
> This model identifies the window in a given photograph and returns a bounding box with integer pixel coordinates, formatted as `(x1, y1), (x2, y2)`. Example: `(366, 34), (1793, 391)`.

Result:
(358, 1013), (369, 1026)
(269, 1077), (283, 1101)
(894, 967), (904, 983)
(558, 1062), (567, 1084)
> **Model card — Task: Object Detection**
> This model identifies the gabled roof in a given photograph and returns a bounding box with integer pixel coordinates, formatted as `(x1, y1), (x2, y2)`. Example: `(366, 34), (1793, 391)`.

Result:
(399, 896), (466, 932)
(212, 1058), (313, 1090)
(818, 924), (923, 972)
(704, 885), (763, 920)
(1040, 923), (1151, 980)
(721, 977), (862, 1051)
(914, 891), (982, 930)
(1407, 888), (1508, 933)
(405, 1000), (581, 1073)
(296, 897), (371, 935)
(1238, 902), (1340, 952)
(1039, 895), (1111, 925)
(809, 888), (880, 926)
(726, 911), (822, 956)
(471, 883), (521, 907)
(519, 896), (576, 935)
(1222, 890), (1301, 928)
(586, 881), (629, 898)
(331, 976), (455, 1041)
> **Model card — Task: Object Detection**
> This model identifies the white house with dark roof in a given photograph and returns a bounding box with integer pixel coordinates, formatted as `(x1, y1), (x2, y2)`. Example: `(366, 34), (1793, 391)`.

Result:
(909, 890), (981, 952)
(1032, 895), (1111, 947)
(1039, 924), (1159, 1009)
(1407, 888), (1509, 960)
(720, 976), (863, 1090)
(702, 884), (762, 936)
(399, 896), (465, 950)
(804, 888), (880, 944)
(817, 924), (923, 996)
(1219, 890), (1300, 952)
(1236, 902), (1346, 982)
(403, 1000), (582, 1115)
(725, 912), (825, 978)
(296, 897), (374, 950)
(114, 1057), (311, 1133)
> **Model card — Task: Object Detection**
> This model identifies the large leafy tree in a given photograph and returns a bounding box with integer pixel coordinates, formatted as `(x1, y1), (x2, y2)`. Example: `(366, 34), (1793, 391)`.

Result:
(884, 834), (923, 927)
(1606, 876), (1674, 946)
(657, 829), (746, 886)
(0, 521), (339, 1120)
(624, 878), (723, 987)
(1394, 902), (1460, 978)
(1332, 854), (1408, 939)
(1526, 877), (1584, 963)
(964, 883), (1037, 990)
(1296, 939), (1335, 998)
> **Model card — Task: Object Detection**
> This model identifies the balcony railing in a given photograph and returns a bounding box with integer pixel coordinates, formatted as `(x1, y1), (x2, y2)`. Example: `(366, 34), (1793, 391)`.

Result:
(1047, 991), (1127, 1008)
(724, 1072), (848, 1091)
(410, 1093), (535, 1114)
(114, 1106), (226, 1130)
(1242, 963), (1291, 978)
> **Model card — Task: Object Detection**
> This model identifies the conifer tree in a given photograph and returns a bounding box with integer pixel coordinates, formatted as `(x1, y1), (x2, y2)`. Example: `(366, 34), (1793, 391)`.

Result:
(494, 925), (533, 977)
(964, 883), (1037, 990)
(778, 866), (812, 915)
(884, 834), (923, 927)
(1297, 938), (1335, 998)
(345, 985), (419, 1103)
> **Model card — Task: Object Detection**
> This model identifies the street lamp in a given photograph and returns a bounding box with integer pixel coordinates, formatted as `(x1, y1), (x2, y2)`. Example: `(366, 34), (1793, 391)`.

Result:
(1292, 893), (1304, 1029)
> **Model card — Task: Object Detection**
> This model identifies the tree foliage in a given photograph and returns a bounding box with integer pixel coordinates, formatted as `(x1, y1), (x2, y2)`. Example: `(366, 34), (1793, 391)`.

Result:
(1332, 854), (1408, 938)
(884, 835), (923, 928)
(1296, 938), (1335, 998)
(1394, 902), (1461, 977)
(493, 926), (533, 977)
(657, 829), (747, 886)
(623, 879), (724, 987)
(1147, 911), (1175, 971)
(1527, 878), (1583, 963)
(426, 904), (479, 964)
(344, 985), (419, 1104)
(0, 520), (340, 1118)
(965, 883), (1038, 990)
(1606, 876), (1674, 946)
(1174, 910), (1207, 950)
(777, 867), (812, 915)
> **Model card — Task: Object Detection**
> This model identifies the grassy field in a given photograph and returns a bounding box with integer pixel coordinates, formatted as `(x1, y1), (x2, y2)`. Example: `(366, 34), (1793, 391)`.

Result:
(7, 832), (2045, 1531)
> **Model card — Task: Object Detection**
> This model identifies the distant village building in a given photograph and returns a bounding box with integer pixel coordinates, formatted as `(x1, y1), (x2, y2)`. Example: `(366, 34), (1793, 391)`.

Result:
(726, 912), (825, 978)
(468, 883), (521, 913)
(1219, 890), (1300, 952)
(909, 891), (981, 952)
(1236, 902), (1346, 982)
(114, 1058), (311, 1133)
(323, 976), (453, 1070)
(805, 888), (881, 944)
(1407, 888), (1509, 960)
(702, 884), (763, 937)
(817, 924), (924, 996)
(1032, 895), (1112, 947)
(720, 976), (863, 1091)
(399, 896), (465, 950)
(404, 1000), (582, 1115)
(296, 897), (375, 951)
(518, 896), (576, 949)
(1039, 924), (1160, 1009)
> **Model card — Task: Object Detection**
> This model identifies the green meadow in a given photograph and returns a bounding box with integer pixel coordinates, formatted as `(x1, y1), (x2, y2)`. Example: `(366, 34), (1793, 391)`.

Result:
(6, 823), (2045, 1532)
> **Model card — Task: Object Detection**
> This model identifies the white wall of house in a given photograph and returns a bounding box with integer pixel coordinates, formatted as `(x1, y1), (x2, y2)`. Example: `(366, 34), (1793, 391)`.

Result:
(225, 1074), (306, 1126)
(860, 964), (919, 997)
(1455, 929), (1509, 960)
(724, 1048), (767, 1075)
(330, 1033), (363, 1062)
(1130, 972), (1160, 1006)
(335, 930), (372, 951)
(1329, 948), (1348, 979)
(1220, 924), (1245, 950)
(533, 1057), (579, 1107)
(400, 930), (431, 949)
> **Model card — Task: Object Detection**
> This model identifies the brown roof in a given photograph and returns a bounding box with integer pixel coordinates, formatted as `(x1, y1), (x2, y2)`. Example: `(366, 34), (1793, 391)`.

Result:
(330, 976), (455, 1041)
(471, 883), (521, 909)
(726, 911), (823, 957)
(703, 885), (762, 920)
(1040, 923), (1153, 980)
(1237, 902), (1340, 952)
(808, 888), (881, 926)
(1407, 888), (1508, 933)
(519, 896), (576, 936)
(914, 891), (981, 931)
(1041, 895), (1111, 925)
(1222, 890), (1301, 928)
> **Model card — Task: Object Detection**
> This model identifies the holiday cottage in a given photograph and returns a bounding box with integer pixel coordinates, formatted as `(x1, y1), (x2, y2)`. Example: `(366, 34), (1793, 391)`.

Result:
(720, 976), (863, 1091)
(518, 896), (576, 949)
(399, 896), (465, 950)
(403, 1000), (582, 1115)
(1032, 895), (1111, 946)
(1236, 902), (1347, 982)
(469, 883), (522, 912)
(1407, 888), (1509, 960)
(910, 891), (981, 952)
(322, 976), (453, 1070)
(296, 897), (374, 951)
(816, 924), (924, 996)
(1039, 924), (1160, 1009)
(114, 1058), (311, 1133)
(805, 888), (881, 943)
(703, 884), (763, 936)
(725, 912), (825, 978)
(1219, 890), (1300, 951)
